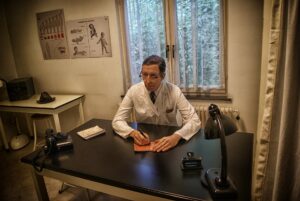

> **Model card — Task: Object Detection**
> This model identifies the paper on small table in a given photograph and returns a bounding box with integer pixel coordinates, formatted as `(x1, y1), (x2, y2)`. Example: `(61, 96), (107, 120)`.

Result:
(77, 125), (105, 140)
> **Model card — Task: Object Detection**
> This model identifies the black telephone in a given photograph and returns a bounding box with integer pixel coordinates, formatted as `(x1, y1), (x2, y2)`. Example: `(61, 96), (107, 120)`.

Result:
(44, 129), (73, 155)
(32, 129), (73, 172)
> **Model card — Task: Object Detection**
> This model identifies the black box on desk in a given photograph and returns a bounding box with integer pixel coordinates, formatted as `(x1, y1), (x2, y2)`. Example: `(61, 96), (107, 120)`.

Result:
(7, 77), (35, 101)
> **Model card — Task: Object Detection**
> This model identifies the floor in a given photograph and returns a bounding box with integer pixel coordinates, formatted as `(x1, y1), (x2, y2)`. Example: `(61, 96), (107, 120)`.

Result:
(0, 139), (130, 201)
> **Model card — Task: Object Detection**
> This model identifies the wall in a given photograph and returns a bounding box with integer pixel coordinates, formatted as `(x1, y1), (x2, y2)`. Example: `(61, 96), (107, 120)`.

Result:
(1, 0), (263, 137)
(3, 0), (124, 133)
(227, 0), (262, 133)
(0, 0), (17, 81)
(0, 1), (19, 148)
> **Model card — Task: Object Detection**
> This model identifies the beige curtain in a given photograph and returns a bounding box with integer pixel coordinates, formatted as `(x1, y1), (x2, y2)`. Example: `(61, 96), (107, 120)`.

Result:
(252, 0), (300, 200)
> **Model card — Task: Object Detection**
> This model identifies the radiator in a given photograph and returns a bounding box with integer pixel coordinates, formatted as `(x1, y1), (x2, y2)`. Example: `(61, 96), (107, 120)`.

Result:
(192, 105), (240, 129)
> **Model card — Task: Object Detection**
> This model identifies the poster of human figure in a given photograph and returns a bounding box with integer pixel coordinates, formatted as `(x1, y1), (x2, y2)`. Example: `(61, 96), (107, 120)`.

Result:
(36, 9), (69, 59)
(66, 16), (112, 58)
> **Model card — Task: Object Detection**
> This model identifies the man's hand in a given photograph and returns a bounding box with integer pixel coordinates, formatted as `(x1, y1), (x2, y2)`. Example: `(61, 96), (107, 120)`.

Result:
(152, 133), (181, 152)
(129, 130), (150, 145)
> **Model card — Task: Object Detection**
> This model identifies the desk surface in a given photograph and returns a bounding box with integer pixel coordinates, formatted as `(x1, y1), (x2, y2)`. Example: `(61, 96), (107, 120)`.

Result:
(21, 119), (253, 201)
(0, 94), (83, 109)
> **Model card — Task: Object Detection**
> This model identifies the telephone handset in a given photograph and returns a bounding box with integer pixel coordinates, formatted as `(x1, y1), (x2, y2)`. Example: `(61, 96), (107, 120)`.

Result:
(32, 129), (73, 172)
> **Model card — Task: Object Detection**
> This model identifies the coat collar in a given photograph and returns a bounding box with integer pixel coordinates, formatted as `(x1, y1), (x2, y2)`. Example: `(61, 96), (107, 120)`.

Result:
(141, 81), (167, 115)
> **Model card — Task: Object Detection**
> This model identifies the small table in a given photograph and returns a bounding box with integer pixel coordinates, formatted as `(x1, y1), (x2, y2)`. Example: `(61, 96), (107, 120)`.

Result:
(0, 94), (85, 150)
(21, 119), (253, 201)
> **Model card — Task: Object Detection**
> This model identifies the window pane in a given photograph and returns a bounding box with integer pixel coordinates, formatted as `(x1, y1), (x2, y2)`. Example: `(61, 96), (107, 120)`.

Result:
(125, 0), (166, 84)
(176, 0), (222, 89)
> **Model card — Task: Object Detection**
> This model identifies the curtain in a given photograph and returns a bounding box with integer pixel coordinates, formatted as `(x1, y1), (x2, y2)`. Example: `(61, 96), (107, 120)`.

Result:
(252, 0), (300, 200)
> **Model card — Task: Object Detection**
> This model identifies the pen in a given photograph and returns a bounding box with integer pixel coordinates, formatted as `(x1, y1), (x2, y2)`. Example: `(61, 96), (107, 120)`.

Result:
(138, 129), (147, 138)
(138, 129), (150, 145)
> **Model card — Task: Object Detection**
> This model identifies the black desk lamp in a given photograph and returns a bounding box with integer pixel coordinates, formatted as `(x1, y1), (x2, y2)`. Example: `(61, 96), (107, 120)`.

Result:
(204, 104), (237, 198)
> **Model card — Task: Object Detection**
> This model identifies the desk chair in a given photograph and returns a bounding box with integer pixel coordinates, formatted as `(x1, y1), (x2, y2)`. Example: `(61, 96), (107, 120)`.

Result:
(31, 114), (54, 151)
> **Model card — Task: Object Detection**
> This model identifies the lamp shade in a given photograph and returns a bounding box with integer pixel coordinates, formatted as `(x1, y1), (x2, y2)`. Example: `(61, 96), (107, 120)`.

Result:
(205, 114), (237, 139)
(203, 104), (238, 198)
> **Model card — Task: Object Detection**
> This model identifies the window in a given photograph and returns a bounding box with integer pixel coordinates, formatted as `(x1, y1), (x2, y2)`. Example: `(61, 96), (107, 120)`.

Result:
(118, 0), (227, 96)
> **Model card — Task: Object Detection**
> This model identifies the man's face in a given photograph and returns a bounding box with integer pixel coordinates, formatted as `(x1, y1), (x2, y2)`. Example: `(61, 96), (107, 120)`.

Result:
(141, 64), (163, 92)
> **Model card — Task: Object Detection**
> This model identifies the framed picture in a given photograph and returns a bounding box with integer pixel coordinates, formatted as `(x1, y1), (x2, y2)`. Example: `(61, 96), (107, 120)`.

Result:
(36, 9), (69, 59)
(66, 16), (112, 58)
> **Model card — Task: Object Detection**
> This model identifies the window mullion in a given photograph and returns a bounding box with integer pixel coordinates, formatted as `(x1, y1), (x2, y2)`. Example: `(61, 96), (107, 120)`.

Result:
(166, 0), (177, 85)
(164, 0), (173, 83)
(220, 0), (227, 91)
(192, 0), (198, 90)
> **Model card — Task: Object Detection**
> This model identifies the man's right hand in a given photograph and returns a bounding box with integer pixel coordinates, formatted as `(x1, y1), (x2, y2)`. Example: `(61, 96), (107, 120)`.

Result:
(129, 130), (150, 145)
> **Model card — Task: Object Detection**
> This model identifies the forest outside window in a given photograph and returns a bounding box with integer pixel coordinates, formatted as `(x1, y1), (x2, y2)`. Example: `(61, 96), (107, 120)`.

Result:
(118, 0), (227, 97)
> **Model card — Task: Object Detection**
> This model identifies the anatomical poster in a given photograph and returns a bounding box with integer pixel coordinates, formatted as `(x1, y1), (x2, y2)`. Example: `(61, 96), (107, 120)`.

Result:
(66, 16), (112, 58)
(36, 9), (69, 59)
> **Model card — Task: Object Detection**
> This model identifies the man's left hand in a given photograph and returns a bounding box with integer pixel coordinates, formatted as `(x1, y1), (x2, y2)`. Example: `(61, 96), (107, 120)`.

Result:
(152, 134), (181, 152)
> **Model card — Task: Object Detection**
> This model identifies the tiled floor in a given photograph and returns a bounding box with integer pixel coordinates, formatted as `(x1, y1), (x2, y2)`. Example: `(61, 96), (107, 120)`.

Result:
(0, 140), (129, 201)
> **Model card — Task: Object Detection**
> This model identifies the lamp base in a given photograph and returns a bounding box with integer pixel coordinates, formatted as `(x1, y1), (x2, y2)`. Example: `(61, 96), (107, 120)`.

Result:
(205, 168), (237, 198)
(10, 134), (29, 150)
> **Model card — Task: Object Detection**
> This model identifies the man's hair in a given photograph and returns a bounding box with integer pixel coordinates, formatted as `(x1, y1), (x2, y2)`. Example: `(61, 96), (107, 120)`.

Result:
(142, 55), (166, 74)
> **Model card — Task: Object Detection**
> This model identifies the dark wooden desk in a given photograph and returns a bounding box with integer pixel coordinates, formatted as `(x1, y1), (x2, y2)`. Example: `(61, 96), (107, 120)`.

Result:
(21, 119), (253, 201)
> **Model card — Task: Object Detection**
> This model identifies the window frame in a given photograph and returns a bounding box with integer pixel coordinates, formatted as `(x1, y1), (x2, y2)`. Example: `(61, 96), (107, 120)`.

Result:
(117, 0), (228, 99)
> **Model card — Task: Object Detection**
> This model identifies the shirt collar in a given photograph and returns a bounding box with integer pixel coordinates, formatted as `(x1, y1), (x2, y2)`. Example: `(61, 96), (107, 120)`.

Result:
(148, 82), (163, 96)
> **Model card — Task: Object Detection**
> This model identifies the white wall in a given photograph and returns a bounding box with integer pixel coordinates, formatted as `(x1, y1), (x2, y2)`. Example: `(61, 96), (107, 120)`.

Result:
(227, 0), (262, 133)
(3, 0), (125, 132)
(1, 0), (263, 135)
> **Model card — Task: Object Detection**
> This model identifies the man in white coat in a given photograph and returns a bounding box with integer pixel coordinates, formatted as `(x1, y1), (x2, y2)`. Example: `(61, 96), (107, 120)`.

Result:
(112, 55), (201, 152)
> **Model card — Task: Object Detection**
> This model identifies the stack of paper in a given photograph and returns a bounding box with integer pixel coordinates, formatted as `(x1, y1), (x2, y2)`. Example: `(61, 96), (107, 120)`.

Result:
(77, 125), (105, 140)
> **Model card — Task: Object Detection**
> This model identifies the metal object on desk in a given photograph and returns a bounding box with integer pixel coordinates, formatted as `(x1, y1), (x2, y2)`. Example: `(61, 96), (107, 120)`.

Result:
(204, 104), (238, 198)
(181, 152), (202, 170)
(44, 129), (73, 155)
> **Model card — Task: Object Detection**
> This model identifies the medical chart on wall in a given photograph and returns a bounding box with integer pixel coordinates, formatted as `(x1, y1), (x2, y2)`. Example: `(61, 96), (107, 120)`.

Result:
(66, 16), (112, 58)
(36, 9), (69, 59)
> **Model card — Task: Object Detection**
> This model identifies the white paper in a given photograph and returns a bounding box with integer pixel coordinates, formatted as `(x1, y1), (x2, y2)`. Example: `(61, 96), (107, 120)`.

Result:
(77, 125), (105, 140)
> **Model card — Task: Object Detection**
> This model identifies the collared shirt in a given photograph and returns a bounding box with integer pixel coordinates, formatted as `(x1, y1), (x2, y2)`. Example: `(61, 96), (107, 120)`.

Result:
(112, 81), (201, 140)
(148, 82), (161, 102)
(149, 82), (162, 96)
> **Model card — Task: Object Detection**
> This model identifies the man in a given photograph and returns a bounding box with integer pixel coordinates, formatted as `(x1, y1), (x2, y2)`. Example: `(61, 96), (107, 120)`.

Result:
(112, 55), (201, 152)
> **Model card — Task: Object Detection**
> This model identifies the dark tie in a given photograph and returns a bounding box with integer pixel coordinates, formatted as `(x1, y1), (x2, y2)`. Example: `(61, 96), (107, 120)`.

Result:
(150, 91), (156, 104)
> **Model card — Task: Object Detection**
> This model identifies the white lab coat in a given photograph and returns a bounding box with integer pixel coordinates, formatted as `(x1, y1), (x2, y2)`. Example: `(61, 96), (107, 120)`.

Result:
(112, 81), (201, 140)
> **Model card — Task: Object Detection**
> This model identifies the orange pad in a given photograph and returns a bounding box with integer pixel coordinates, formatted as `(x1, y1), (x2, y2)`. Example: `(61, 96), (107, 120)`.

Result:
(134, 142), (157, 152)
